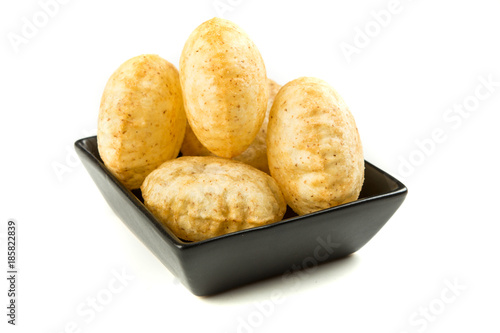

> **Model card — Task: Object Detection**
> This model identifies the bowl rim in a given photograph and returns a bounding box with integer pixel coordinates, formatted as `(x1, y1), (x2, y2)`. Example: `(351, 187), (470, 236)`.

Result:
(75, 136), (407, 249)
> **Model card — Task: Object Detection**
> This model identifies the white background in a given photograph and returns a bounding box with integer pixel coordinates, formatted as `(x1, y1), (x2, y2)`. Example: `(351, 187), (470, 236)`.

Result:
(1, 0), (499, 332)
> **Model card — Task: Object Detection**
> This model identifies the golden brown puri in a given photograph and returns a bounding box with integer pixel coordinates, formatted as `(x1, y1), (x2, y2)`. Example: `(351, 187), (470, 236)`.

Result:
(179, 17), (268, 158)
(97, 54), (186, 189)
(141, 156), (286, 242)
(267, 77), (364, 215)
(180, 78), (281, 174)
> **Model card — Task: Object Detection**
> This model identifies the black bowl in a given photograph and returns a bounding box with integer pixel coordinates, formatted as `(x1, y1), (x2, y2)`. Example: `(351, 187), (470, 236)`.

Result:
(75, 136), (407, 296)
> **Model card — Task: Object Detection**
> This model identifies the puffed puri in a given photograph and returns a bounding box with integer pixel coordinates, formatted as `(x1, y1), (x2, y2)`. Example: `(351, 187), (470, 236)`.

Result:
(141, 156), (287, 242)
(97, 54), (186, 190)
(179, 17), (268, 158)
(267, 77), (364, 216)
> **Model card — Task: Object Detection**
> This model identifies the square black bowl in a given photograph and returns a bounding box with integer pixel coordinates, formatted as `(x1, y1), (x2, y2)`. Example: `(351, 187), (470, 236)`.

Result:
(75, 136), (407, 296)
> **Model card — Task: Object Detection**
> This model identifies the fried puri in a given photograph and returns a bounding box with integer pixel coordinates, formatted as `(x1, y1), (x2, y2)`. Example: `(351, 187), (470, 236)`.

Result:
(267, 77), (364, 215)
(98, 54), (186, 189)
(179, 18), (268, 158)
(141, 156), (286, 241)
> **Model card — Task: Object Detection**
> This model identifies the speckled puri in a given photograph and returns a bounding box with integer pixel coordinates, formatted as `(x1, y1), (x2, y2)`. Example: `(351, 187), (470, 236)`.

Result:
(141, 156), (286, 241)
(179, 17), (268, 158)
(97, 54), (186, 190)
(267, 77), (364, 215)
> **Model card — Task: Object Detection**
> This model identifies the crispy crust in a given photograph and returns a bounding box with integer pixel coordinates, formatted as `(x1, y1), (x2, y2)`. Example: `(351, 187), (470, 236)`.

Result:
(141, 156), (286, 241)
(179, 17), (268, 158)
(267, 77), (364, 215)
(97, 54), (186, 189)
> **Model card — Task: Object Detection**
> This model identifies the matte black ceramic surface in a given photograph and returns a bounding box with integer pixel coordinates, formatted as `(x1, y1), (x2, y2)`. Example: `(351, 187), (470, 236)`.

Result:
(75, 136), (407, 296)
